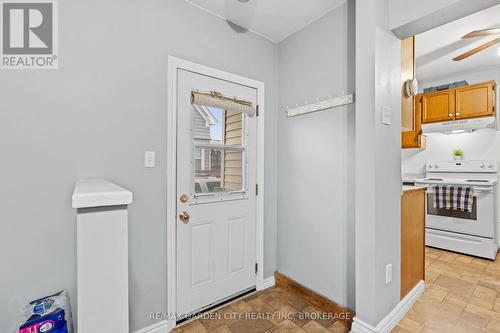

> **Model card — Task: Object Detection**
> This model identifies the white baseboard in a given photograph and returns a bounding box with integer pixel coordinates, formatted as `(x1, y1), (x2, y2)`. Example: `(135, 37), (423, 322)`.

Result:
(260, 276), (275, 290)
(350, 280), (425, 333)
(132, 320), (174, 333)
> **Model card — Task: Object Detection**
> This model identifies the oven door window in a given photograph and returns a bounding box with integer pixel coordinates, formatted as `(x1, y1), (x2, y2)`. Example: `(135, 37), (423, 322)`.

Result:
(426, 193), (477, 220)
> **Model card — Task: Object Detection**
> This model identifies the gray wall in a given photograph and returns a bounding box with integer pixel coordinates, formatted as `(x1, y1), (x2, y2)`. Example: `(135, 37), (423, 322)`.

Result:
(0, 0), (278, 331)
(277, 2), (356, 309)
(355, 0), (402, 326)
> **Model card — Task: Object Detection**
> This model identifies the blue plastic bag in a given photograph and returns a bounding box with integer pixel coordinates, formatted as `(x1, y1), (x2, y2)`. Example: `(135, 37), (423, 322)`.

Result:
(18, 291), (73, 333)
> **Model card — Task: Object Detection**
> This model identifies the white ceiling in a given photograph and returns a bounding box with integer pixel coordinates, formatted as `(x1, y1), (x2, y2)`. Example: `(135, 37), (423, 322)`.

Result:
(185, 0), (346, 43)
(416, 4), (500, 82)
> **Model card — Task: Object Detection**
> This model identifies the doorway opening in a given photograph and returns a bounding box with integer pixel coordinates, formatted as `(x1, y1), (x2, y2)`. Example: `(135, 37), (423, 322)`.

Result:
(398, 4), (500, 331)
(167, 56), (266, 329)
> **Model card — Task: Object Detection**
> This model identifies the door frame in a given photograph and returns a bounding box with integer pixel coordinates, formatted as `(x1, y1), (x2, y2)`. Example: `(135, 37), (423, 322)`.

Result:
(166, 56), (266, 328)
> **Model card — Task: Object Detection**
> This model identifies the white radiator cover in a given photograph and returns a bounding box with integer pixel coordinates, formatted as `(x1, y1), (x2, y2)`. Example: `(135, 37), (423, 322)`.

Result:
(73, 179), (132, 333)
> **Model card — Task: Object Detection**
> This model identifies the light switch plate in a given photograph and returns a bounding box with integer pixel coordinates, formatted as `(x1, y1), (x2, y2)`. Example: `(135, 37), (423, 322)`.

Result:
(385, 264), (392, 284)
(145, 151), (155, 168)
(382, 106), (392, 125)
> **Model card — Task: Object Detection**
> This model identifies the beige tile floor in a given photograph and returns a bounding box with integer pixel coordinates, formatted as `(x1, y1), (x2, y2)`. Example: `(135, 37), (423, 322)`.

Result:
(172, 247), (500, 333)
(172, 287), (350, 333)
(393, 247), (500, 333)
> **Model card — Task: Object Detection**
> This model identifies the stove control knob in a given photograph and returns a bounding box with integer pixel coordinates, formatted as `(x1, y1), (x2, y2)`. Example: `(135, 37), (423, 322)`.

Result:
(435, 165), (439, 169)
(481, 163), (486, 169)
(428, 164), (433, 169)
(488, 163), (494, 169)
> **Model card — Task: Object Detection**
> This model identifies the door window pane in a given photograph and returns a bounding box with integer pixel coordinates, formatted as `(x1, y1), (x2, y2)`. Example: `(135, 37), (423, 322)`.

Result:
(192, 106), (243, 145)
(194, 147), (243, 194)
(192, 105), (245, 197)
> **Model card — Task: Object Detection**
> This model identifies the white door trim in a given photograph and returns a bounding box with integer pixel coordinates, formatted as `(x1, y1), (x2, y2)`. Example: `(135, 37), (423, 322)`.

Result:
(166, 56), (266, 330)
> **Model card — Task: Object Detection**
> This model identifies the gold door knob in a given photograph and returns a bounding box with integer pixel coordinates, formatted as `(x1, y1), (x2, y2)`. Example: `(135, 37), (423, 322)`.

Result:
(179, 211), (190, 223)
(180, 194), (189, 203)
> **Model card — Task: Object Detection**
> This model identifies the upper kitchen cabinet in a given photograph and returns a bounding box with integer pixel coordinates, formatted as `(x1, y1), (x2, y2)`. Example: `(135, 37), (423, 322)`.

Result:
(455, 81), (496, 120)
(420, 81), (496, 124)
(401, 36), (426, 149)
(421, 90), (455, 123)
(403, 92), (426, 149)
(401, 37), (415, 132)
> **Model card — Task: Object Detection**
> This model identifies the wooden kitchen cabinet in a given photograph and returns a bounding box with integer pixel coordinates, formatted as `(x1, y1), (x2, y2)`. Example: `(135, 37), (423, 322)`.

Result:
(419, 81), (496, 124)
(421, 90), (455, 123)
(456, 81), (496, 120)
(402, 37), (415, 132)
(401, 187), (425, 299)
(401, 36), (426, 149)
(402, 95), (426, 148)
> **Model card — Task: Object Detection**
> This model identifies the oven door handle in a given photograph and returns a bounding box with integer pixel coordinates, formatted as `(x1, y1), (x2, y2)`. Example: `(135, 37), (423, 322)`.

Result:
(418, 185), (493, 194)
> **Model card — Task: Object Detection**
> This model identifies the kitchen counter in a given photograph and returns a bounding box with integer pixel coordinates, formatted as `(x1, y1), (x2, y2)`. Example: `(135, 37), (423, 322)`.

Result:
(402, 173), (425, 183)
(402, 185), (426, 193)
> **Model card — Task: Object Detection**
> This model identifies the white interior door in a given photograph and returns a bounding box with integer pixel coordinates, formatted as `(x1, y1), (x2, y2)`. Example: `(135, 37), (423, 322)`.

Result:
(176, 69), (257, 316)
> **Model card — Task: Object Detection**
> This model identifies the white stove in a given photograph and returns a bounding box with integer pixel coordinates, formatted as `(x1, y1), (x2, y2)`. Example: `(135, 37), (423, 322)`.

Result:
(415, 160), (498, 259)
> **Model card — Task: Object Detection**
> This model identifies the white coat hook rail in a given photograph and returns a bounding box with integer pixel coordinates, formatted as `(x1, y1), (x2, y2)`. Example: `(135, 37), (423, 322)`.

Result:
(286, 92), (355, 117)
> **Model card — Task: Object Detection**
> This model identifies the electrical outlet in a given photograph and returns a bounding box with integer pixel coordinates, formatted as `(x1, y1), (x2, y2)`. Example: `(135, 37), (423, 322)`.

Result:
(385, 264), (392, 284)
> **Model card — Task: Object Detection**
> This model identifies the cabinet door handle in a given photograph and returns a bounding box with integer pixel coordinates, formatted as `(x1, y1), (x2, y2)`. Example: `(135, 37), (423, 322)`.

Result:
(456, 113), (461, 116)
(448, 114), (453, 117)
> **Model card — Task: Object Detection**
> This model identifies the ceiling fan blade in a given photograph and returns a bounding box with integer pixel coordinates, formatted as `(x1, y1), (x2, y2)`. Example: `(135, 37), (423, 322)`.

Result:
(453, 38), (500, 61)
(462, 28), (500, 39)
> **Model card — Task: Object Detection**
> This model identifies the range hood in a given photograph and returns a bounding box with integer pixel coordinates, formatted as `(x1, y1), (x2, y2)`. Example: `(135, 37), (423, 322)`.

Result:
(421, 116), (496, 134)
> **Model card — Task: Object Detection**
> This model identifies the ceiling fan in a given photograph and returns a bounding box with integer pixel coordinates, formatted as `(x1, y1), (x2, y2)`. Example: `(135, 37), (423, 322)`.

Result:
(453, 28), (500, 61)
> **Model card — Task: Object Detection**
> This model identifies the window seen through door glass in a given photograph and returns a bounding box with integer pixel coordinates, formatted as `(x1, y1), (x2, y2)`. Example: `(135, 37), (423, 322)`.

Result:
(192, 106), (244, 194)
